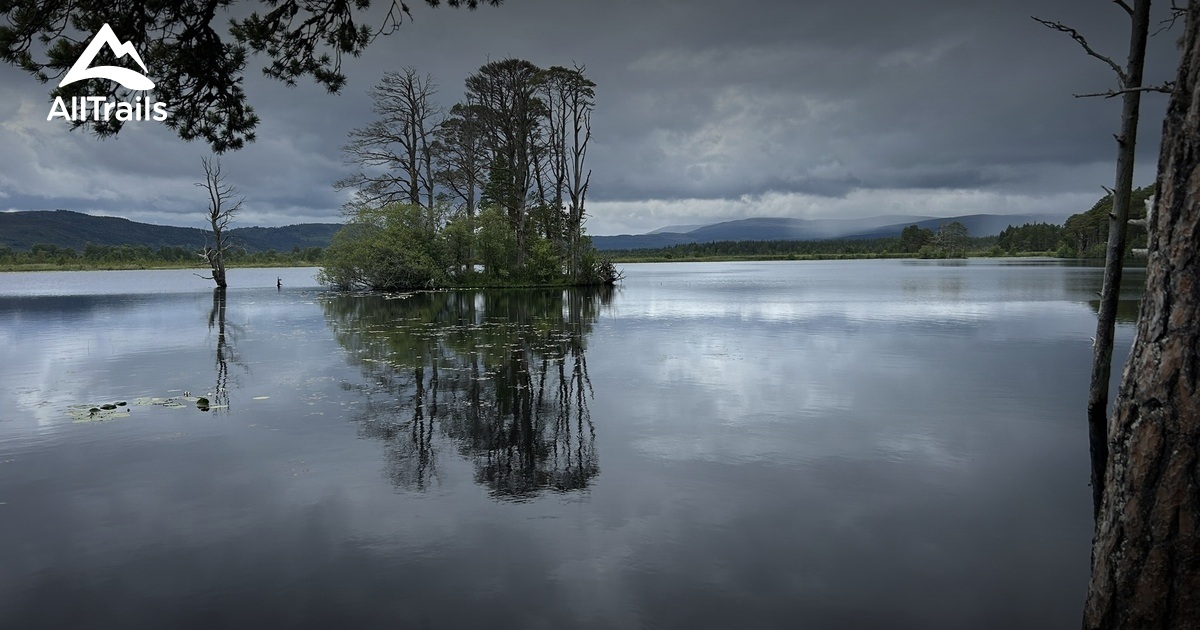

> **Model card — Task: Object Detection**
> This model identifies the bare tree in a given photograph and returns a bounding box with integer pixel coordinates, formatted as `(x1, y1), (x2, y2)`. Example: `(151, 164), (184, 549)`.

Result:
(336, 68), (441, 211)
(197, 157), (242, 289)
(1034, 0), (1170, 520)
(539, 64), (595, 277)
(1084, 2), (1200, 625)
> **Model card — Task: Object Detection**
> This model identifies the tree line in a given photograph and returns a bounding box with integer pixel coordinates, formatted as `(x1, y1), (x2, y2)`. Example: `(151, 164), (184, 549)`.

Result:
(0, 242), (323, 269)
(320, 60), (619, 290)
(609, 200), (1155, 263)
(607, 220), (1070, 262)
(1060, 185), (1153, 258)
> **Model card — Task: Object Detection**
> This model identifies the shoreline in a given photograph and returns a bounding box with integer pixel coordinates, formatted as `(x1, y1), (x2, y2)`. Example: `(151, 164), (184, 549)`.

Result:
(0, 252), (1075, 273)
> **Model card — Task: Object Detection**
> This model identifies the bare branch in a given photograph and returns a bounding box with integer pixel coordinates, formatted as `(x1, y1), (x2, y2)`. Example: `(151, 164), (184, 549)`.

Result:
(196, 157), (241, 289)
(1153, 2), (1188, 36)
(1032, 16), (1128, 84)
(1112, 0), (1134, 17)
(1073, 82), (1175, 98)
(340, 68), (441, 209)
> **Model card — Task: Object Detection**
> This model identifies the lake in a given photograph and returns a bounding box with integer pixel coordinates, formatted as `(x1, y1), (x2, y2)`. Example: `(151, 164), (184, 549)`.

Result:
(0, 260), (1142, 628)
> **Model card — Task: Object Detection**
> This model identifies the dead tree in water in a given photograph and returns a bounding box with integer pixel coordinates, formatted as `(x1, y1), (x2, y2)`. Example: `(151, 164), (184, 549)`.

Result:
(197, 157), (241, 289)
(1034, 0), (1171, 520)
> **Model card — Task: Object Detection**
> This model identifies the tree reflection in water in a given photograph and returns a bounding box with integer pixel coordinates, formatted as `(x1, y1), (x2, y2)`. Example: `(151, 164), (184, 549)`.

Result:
(322, 287), (612, 500)
(206, 288), (246, 412)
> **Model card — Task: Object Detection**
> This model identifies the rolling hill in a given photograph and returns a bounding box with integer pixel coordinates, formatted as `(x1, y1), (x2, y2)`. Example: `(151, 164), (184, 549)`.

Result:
(2, 209), (1069, 255)
(0, 210), (341, 252)
(592, 213), (1067, 250)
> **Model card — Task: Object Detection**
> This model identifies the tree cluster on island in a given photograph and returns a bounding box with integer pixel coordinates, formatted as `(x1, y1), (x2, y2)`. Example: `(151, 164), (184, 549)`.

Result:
(319, 60), (621, 290)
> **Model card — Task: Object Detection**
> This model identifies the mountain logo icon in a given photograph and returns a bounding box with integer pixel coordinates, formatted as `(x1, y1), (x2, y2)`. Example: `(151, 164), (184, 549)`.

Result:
(59, 23), (154, 91)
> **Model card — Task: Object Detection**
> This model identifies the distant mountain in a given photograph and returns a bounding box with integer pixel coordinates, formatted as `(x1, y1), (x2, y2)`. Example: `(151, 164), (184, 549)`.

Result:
(684, 215), (933, 242)
(3, 208), (1069, 255)
(646, 223), (710, 234)
(593, 213), (1067, 251)
(0, 210), (341, 252)
(590, 232), (698, 250)
(221, 224), (342, 252)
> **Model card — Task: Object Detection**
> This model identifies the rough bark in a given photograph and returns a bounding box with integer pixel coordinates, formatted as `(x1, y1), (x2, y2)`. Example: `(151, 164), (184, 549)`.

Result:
(1084, 3), (1200, 627)
(1086, 0), (1152, 520)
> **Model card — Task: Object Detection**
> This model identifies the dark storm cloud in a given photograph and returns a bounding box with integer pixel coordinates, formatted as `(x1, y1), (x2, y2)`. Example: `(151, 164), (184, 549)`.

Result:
(0, 0), (1185, 234)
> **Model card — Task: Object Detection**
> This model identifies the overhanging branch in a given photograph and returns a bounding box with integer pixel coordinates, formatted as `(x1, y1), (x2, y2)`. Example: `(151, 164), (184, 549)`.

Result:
(1032, 16), (1128, 85)
(1074, 82), (1175, 98)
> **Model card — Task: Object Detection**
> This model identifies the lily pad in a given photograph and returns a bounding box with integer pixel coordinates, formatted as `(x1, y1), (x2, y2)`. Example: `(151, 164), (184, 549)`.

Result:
(67, 404), (131, 423)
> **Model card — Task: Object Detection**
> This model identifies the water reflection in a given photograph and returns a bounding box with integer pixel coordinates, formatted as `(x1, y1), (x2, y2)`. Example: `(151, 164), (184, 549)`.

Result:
(1086, 298), (1142, 324)
(206, 289), (245, 412)
(1064, 265), (1145, 324)
(322, 287), (612, 500)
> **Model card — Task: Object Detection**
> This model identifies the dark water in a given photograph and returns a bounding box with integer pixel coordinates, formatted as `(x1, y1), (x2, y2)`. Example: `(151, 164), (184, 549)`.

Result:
(0, 261), (1142, 628)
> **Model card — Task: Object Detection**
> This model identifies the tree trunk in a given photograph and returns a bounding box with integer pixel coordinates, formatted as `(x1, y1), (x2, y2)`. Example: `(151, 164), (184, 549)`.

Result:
(213, 256), (226, 289)
(1084, 3), (1200, 627)
(1086, 0), (1151, 520)
(208, 219), (228, 289)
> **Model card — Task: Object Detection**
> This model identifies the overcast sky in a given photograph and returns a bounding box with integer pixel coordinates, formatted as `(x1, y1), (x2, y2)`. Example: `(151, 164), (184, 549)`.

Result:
(0, 0), (1186, 235)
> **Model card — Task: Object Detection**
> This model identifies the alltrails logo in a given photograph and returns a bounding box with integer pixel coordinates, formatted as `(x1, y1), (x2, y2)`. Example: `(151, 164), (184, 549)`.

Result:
(46, 23), (169, 123)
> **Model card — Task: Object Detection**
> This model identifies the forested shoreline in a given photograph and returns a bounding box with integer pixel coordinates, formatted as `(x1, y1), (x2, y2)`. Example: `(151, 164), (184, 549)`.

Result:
(0, 221), (1122, 271)
(0, 186), (1153, 272)
(0, 242), (323, 272)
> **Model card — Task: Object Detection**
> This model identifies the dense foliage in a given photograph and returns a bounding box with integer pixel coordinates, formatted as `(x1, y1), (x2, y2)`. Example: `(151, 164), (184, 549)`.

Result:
(318, 203), (617, 289)
(920, 221), (971, 258)
(897, 225), (935, 253)
(996, 222), (1064, 254)
(1059, 185), (1153, 258)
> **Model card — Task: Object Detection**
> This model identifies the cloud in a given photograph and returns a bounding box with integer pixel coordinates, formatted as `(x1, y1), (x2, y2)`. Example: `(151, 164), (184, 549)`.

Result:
(588, 187), (1096, 236)
(0, 0), (1185, 234)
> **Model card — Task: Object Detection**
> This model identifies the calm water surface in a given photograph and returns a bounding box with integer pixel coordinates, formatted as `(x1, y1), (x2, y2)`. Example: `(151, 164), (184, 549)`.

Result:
(0, 261), (1142, 628)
